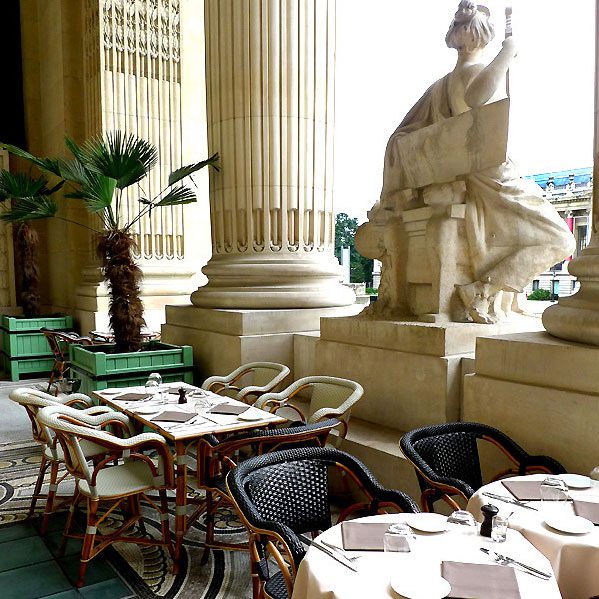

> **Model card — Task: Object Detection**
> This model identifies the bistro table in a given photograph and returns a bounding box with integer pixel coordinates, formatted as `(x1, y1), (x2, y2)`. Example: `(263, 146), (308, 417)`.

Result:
(94, 382), (286, 570)
(292, 513), (560, 599)
(468, 473), (599, 599)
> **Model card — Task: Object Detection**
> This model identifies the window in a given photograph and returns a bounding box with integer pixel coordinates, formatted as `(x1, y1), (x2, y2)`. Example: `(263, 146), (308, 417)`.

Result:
(532, 280), (540, 290)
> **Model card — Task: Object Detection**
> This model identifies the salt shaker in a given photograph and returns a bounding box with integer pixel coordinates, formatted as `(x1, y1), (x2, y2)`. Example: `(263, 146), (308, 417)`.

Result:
(480, 504), (499, 538)
(178, 387), (187, 404)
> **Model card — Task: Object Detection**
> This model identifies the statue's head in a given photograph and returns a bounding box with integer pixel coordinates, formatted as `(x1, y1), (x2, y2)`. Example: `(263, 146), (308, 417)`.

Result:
(446, 1), (495, 51)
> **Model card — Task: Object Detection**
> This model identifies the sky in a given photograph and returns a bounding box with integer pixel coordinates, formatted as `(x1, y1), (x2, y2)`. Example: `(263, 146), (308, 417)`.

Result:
(334, 0), (595, 222)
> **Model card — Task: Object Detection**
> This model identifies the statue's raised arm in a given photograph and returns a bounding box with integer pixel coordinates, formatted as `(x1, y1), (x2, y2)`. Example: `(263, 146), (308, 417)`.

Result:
(356, 1), (575, 324)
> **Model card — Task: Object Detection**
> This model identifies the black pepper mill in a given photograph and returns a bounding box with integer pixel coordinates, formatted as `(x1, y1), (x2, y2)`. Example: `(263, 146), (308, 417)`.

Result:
(480, 503), (499, 537)
(178, 387), (187, 405)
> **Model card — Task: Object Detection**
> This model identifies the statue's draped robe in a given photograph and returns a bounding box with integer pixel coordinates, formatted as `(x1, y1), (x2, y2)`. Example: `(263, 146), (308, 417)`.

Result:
(380, 73), (574, 292)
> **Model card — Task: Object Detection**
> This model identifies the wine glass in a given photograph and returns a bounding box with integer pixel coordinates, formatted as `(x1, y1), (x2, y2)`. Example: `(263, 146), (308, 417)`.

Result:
(540, 476), (569, 502)
(447, 510), (477, 535)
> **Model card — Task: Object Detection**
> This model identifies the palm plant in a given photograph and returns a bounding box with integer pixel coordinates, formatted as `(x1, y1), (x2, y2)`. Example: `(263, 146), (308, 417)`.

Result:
(2, 132), (218, 352)
(0, 171), (60, 317)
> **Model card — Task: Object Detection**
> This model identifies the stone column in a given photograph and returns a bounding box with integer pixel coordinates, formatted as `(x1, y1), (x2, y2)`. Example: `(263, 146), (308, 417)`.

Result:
(543, 0), (599, 345)
(191, 0), (354, 309)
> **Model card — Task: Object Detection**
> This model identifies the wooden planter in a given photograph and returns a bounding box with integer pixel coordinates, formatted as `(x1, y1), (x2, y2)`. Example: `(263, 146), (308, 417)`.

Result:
(0, 315), (73, 382)
(70, 341), (194, 395)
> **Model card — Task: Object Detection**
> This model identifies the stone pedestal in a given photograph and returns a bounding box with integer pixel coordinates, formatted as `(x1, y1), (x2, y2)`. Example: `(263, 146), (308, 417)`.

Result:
(161, 304), (363, 382)
(463, 332), (599, 474)
(310, 315), (544, 432)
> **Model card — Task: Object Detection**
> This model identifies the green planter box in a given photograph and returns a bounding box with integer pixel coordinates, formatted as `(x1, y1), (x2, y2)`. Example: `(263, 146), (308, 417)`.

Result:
(0, 315), (74, 382)
(70, 341), (194, 395)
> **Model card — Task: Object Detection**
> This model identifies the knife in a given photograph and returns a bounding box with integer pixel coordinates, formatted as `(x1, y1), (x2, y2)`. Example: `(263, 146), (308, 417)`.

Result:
(480, 548), (552, 579)
(310, 540), (358, 572)
(482, 492), (538, 511)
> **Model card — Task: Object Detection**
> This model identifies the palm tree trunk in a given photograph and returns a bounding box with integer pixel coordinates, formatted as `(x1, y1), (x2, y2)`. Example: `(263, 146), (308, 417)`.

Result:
(97, 231), (145, 352)
(17, 222), (41, 318)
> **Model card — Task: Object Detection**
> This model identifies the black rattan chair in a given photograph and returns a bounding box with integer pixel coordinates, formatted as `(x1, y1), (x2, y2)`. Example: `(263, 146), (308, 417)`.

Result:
(400, 421), (567, 512)
(188, 418), (341, 564)
(226, 446), (419, 599)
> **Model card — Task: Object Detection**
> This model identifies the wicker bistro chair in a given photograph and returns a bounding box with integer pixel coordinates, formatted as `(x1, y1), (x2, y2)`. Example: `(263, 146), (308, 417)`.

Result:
(254, 376), (364, 442)
(9, 387), (130, 534)
(37, 404), (176, 588)
(400, 421), (567, 512)
(227, 446), (419, 599)
(41, 328), (94, 394)
(202, 362), (291, 403)
(186, 419), (341, 564)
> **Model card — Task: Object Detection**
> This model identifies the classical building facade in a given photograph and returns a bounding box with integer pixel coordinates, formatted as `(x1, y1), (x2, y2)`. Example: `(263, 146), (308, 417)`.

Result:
(524, 167), (592, 298)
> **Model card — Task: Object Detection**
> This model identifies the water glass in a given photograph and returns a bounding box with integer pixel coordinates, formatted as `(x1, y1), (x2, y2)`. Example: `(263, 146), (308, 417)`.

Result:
(540, 476), (569, 502)
(491, 515), (508, 542)
(447, 510), (477, 535)
(147, 372), (163, 388)
(383, 523), (413, 552)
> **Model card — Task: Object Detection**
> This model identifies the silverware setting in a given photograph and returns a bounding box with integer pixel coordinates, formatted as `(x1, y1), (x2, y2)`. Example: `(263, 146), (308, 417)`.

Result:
(320, 539), (362, 563)
(310, 540), (358, 572)
(482, 492), (539, 511)
(480, 547), (552, 579)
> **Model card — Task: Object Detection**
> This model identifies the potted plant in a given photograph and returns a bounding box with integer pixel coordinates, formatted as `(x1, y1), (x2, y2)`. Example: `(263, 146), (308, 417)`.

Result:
(2, 132), (218, 391)
(0, 170), (73, 380)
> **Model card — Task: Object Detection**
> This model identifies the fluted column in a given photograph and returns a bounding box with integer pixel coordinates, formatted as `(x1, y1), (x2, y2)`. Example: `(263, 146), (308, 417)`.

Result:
(191, 0), (354, 309)
(543, 0), (599, 344)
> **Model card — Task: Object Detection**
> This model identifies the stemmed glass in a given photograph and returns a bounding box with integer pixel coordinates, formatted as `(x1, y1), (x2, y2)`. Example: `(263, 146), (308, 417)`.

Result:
(447, 510), (477, 535)
(145, 372), (163, 403)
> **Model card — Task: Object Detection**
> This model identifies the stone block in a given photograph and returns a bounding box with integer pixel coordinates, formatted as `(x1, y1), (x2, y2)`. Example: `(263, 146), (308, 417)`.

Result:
(463, 373), (599, 475)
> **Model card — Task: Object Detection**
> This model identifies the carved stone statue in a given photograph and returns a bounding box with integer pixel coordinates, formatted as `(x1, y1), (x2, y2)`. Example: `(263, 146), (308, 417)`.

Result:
(356, 1), (575, 324)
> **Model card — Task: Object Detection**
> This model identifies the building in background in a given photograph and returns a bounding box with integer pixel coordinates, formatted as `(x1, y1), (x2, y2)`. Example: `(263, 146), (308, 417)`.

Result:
(524, 167), (592, 298)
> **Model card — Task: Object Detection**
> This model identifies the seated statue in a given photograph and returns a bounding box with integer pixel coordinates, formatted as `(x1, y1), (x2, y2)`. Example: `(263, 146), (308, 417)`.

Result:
(357, 1), (575, 324)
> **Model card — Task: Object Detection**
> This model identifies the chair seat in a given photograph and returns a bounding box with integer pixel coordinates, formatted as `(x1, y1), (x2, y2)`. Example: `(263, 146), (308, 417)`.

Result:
(43, 439), (107, 462)
(78, 459), (164, 498)
(264, 570), (290, 599)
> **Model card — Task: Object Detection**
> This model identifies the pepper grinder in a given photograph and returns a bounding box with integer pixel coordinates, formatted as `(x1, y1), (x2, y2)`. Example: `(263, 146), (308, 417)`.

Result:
(178, 387), (187, 405)
(480, 503), (499, 537)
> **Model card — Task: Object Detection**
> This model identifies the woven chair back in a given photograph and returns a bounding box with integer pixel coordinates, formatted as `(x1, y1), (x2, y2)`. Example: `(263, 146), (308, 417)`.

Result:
(413, 431), (483, 491)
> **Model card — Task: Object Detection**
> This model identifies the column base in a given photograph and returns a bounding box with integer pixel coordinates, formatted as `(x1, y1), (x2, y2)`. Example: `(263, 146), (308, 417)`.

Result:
(161, 304), (364, 381)
(463, 331), (599, 474)
(192, 253), (356, 309)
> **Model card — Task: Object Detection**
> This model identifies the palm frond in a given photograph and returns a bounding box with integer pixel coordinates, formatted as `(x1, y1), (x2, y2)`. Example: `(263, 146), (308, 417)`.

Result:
(0, 143), (62, 177)
(64, 173), (117, 214)
(0, 195), (58, 223)
(77, 131), (158, 190)
(152, 185), (196, 207)
(167, 152), (220, 186)
(0, 171), (49, 201)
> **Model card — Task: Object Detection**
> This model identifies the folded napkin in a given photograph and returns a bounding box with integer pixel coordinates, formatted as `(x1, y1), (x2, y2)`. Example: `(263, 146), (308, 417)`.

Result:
(573, 499), (599, 524)
(115, 393), (152, 401)
(207, 403), (249, 416)
(442, 561), (521, 599)
(502, 480), (543, 501)
(151, 411), (196, 423)
(340, 521), (391, 551)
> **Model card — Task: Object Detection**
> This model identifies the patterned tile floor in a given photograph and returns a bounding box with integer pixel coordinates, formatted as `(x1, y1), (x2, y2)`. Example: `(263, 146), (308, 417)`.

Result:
(0, 514), (133, 599)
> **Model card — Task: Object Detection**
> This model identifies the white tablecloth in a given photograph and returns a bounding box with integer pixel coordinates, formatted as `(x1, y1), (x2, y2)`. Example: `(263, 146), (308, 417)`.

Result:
(468, 474), (599, 599)
(291, 513), (561, 599)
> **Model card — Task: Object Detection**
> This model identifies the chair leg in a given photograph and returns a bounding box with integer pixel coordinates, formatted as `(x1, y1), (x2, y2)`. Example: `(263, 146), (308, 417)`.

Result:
(77, 497), (99, 588)
(58, 490), (81, 557)
(159, 489), (175, 561)
(133, 495), (147, 535)
(200, 491), (214, 565)
(40, 460), (60, 535)
(28, 454), (49, 520)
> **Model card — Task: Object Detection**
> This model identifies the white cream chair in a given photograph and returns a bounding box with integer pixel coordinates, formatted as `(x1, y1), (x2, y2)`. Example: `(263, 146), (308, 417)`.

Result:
(201, 361), (290, 403)
(254, 376), (364, 441)
(37, 404), (175, 588)
(9, 387), (130, 534)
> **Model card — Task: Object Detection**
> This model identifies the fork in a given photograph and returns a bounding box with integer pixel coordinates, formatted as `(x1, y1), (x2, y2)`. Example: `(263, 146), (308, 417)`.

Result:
(320, 540), (362, 562)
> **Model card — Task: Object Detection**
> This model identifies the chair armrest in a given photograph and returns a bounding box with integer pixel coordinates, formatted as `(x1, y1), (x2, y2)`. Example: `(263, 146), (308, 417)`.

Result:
(62, 393), (94, 408)
(521, 454), (567, 475)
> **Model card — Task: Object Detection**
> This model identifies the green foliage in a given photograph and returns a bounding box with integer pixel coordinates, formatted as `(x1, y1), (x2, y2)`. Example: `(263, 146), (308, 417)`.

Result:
(365, 287), (378, 295)
(0, 171), (58, 223)
(335, 212), (374, 284)
(527, 288), (552, 301)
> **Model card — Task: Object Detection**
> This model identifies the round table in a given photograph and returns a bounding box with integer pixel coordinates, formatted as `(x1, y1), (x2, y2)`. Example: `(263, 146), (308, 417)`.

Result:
(291, 513), (560, 599)
(468, 474), (599, 599)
